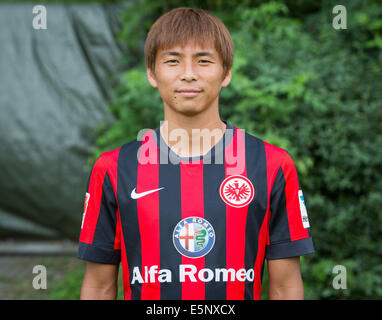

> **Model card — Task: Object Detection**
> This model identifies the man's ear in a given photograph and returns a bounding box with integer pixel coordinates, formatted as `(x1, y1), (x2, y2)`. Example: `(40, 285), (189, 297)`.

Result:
(147, 67), (158, 88)
(221, 68), (232, 88)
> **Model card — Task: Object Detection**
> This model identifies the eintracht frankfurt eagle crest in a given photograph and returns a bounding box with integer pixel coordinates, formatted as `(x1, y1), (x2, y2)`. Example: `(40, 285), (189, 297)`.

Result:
(219, 175), (255, 208)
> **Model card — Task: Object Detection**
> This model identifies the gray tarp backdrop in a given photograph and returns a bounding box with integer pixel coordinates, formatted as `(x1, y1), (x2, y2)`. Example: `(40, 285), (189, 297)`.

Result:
(0, 3), (129, 239)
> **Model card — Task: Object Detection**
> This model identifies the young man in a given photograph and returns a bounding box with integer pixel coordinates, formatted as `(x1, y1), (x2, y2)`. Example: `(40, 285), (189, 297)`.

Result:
(78, 7), (314, 300)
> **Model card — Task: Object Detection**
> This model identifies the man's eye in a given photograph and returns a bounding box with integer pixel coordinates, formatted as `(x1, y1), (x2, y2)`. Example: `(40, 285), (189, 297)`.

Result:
(166, 60), (178, 63)
(199, 60), (211, 64)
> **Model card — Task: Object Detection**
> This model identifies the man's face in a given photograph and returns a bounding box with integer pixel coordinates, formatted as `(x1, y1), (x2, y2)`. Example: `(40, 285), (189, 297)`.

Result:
(147, 42), (231, 117)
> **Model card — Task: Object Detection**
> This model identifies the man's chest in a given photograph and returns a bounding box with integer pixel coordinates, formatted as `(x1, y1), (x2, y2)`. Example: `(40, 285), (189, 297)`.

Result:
(116, 162), (269, 258)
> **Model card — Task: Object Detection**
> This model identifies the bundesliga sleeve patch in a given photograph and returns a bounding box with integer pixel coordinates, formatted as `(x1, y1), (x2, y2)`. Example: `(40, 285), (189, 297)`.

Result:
(173, 217), (215, 258)
(298, 190), (310, 228)
(81, 192), (90, 229)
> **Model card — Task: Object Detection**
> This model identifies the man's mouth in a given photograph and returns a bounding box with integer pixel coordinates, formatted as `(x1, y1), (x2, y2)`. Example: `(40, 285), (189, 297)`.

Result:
(176, 89), (202, 98)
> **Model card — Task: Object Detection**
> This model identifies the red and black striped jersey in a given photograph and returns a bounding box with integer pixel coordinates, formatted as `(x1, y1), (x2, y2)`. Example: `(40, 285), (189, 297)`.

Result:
(78, 122), (314, 300)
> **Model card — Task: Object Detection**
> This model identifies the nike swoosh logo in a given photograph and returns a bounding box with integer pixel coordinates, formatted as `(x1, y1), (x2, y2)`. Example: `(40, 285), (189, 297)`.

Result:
(130, 187), (164, 199)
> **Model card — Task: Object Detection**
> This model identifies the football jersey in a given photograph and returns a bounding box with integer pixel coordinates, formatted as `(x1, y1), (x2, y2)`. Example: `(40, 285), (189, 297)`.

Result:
(78, 122), (314, 300)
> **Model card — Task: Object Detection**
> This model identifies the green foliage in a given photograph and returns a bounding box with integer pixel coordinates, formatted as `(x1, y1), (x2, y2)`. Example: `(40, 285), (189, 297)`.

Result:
(93, 0), (382, 299)
(49, 266), (84, 300)
(49, 264), (125, 300)
(3, 0), (123, 3)
(93, 67), (163, 156)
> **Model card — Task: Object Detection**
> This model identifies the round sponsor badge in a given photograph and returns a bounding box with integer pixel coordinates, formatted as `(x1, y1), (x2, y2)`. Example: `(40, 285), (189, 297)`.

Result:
(219, 175), (254, 208)
(173, 217), (215, 258)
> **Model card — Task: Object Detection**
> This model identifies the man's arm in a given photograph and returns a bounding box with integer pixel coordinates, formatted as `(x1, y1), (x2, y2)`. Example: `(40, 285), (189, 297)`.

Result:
(267, 256), (304, 300)
(80, 261), (119, 300)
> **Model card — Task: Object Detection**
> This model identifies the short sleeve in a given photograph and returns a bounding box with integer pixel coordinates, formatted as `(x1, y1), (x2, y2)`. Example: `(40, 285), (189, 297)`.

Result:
(265, 152), (315, 260)
(77, 155), (121, 265)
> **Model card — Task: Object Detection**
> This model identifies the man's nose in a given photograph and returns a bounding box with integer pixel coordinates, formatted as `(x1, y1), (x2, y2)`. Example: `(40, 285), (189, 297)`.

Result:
(180, 61), (197, 81)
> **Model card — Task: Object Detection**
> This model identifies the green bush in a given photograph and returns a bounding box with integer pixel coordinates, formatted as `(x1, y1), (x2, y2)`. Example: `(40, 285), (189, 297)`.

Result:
(93, 0), (382, 299)
(49, 264), (125, 300)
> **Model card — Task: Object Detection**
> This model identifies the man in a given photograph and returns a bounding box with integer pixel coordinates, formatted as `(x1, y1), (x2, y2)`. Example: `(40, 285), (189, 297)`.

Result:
(78, 7), (314, 300)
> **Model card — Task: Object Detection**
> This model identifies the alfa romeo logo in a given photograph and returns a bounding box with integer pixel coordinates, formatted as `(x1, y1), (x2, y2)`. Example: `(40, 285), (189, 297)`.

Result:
(219, 175), (254, 208)
(173, 217), (215, 258)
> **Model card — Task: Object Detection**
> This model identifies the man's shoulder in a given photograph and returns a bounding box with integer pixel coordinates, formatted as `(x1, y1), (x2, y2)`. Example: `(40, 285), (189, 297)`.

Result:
(96, 138), (142, 168)
(241, 128), (289, 161)
(241, 129), (297, 180)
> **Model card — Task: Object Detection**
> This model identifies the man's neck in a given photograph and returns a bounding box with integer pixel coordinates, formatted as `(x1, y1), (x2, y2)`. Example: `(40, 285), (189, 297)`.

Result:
(160, 109), (226, 158)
